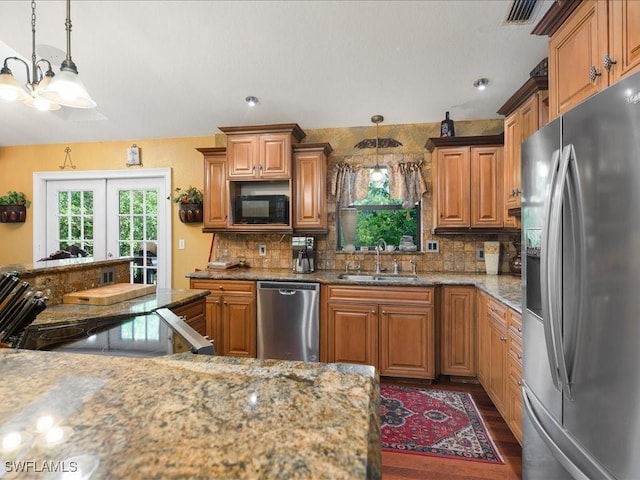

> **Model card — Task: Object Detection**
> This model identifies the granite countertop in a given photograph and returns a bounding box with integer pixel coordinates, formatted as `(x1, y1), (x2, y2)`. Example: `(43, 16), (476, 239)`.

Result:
(188, 268), (523, 312)
(0, 257), (132, 277)
(0, 350), (380, 479)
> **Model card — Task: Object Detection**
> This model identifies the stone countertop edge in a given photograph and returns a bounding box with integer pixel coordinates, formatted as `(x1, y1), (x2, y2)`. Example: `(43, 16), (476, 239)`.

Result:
(0, 257), (133, 276)
(188, 268), (524, 313)
(0, 349), (381, 480)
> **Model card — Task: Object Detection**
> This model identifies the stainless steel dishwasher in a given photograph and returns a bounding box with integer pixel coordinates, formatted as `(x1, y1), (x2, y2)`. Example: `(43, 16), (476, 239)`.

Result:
(257, 281), (320, 362)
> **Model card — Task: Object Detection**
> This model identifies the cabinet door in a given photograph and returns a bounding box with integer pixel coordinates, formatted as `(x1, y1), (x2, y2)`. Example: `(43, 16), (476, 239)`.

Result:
(203, 154), (228, 228)
(379, 304), (434, 379)
(434, 147), (470, 227)
(441, 286), (476, 376)
(548, 0), (609, 118)
(259, 133), (291, 179)
(293, 150), (326, 230)
(227, 135), (258, 178)
(222, 295), (257, 357)
(326, 302), (378, 368)
(610, 0), (640, 83)
(487, 314), (508, 417)
(476, 292), (489, 385)
(470, 146), (503, 227)
(503, 112), (520, 228)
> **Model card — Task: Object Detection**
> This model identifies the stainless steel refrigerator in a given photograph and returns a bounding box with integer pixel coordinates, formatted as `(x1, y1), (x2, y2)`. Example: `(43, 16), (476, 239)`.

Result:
(521, 71), (640, 479)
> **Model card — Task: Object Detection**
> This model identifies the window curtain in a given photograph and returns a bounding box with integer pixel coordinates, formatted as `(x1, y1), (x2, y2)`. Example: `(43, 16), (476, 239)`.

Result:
(388, 154), (428, 209)
(330, 161), (369, 206)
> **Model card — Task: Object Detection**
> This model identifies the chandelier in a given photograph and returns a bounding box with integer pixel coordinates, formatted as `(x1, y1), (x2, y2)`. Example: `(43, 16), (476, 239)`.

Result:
(0, 0), (96, 111)
(370, 115), (385, 182)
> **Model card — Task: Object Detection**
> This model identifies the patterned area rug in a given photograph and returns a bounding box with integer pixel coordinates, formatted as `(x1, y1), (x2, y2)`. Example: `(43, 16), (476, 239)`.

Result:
(380, 385), (503, 463)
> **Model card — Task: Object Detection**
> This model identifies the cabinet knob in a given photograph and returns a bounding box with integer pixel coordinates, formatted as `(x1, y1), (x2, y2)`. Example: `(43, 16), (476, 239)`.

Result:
(218, 286), (224, 290)
(603, 54), (617, 72)
(515, 188), (521, 196)
(517, 327), (522, 333)
(223, 301), (228, 305)
(500, 336), (507, 342)
(517, 354), (522, 360)
(381, 310), (387, 315)
(371, 310), (376, 314)
(214, 301), (220, 305)
(589, 65), (602, 83)
(517, 380), (523, 387)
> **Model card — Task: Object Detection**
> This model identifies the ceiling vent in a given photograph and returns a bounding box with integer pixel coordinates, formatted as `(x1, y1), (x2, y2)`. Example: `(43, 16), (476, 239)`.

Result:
(503, 0), (541, 25)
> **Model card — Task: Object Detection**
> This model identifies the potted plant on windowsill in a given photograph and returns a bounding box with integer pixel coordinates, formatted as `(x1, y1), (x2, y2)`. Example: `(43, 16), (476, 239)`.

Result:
(0, 191), (31, 223)
(173, 186), (204, 223)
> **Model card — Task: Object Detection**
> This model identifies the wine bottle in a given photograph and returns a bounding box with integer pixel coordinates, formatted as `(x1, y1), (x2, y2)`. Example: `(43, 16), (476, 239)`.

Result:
(440, 111), (455, 137)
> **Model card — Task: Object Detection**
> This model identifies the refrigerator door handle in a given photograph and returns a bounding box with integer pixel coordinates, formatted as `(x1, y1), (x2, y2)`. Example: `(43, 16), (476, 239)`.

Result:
(548, 145), (575, 399)
(541, 148), (562, 390)
(562, 144), (587, 392)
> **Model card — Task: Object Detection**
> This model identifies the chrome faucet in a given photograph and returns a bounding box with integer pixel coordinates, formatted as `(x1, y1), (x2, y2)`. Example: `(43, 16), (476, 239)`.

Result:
(392, 258), (399, 275)
(375, 238), (387, 274)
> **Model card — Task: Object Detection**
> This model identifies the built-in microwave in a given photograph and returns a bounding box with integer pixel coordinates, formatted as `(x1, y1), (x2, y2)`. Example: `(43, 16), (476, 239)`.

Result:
(234, 195), (289, 224)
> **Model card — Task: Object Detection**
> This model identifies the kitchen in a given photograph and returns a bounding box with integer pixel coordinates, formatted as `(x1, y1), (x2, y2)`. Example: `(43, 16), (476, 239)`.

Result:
(2, 0), (640, 479)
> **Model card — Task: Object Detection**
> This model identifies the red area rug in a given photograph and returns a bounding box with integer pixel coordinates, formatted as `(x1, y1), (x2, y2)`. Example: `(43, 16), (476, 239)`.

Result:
(380, 385), (503, 463)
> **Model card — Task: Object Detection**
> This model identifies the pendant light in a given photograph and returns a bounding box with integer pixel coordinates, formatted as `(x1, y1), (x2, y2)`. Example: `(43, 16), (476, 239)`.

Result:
(0, 1), (60, 110)
(39, 0), (96, 108)
(370, 115), (384, 182)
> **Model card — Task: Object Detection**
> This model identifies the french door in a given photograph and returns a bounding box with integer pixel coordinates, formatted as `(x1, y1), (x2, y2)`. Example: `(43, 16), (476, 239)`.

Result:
(33, 169), (172, 288)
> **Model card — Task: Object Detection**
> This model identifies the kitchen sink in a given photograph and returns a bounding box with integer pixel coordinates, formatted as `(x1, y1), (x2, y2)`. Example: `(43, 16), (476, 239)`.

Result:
(337, 273), (419, 283)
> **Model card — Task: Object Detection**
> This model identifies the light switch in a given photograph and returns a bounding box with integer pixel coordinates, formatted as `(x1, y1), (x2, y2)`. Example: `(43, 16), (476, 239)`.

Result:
(179, 239), (185, 250)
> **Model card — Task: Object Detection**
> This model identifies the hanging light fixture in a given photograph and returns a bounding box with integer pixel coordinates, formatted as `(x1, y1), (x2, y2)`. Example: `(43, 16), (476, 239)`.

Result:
(39, 0), (96, 108)
(0, 1), (60, 111)
(370, 114), (385, 182)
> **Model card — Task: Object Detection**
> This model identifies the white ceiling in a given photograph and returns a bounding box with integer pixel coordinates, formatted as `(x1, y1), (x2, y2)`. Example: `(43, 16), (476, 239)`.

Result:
(0, 0), (552, 147)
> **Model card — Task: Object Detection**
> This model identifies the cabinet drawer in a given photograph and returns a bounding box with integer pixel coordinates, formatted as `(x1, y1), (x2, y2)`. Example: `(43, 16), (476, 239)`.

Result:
(509, 336), (523, 369)
(508, 355), (523, 387)
(326, 285), (433, 305)
(486, 295), (507, 324)
(172, 298), (205, 321)
(508, 309), (522, 338)
(190, 279), (256, 295)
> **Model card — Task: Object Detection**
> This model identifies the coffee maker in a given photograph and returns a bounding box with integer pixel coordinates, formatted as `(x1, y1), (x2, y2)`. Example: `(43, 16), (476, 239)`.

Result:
(292, 236), (315, 273)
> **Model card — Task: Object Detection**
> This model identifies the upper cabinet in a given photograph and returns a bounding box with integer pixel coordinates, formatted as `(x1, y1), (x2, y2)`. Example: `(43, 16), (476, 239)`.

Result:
(219, 124), (306, 180)
(292, 143), (333, 233)
(498, 72), (549, 226)
(535, 0), (640, 119)
(426, 134), (507, 234)
(197, 147), (228, 229)
(198, 124), (332, 233)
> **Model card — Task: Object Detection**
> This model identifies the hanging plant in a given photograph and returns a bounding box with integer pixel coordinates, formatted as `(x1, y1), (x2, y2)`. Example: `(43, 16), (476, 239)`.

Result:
(173, 186), (204, 223)
(0, 191), (31, 223)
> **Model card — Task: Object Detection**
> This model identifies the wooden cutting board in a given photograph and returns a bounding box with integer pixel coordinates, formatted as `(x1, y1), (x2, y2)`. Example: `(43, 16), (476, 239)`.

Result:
(63, 283), (157, 306)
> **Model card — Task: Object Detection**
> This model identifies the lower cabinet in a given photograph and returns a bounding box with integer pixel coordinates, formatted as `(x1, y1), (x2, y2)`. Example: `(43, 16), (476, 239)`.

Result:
(477, 290), (523, 445)
(189, 279), (256, 358)
(322, 285), (435, 379)
(440, 286), (476, 377)
(172, 297), (206, 336)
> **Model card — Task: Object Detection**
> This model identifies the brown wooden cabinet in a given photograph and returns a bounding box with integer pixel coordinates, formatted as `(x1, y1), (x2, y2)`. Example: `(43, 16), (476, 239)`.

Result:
(322, 285), (435, 379)
(476, 290), (523, 444)
(189, 279), (256, 358)
(440, 286), (476, 377)
(219, 124), (306, 180)
(292, 143), (333, 232)
(539, 0), (640, 119)
(426, 135), (504, 233)
(498, 75), (549, 226)
(198, 147), (228, 229)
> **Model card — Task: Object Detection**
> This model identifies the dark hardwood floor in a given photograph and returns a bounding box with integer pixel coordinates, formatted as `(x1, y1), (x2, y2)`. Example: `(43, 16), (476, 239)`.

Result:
(381, 377), (522, 480)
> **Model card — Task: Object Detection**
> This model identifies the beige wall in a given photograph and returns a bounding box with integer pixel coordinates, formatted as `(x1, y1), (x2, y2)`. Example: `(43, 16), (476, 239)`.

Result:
(0, 118), (519, 287)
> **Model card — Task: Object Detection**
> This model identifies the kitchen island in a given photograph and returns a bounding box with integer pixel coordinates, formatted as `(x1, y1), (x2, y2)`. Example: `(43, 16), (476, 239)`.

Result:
(0, 349), (380, 479)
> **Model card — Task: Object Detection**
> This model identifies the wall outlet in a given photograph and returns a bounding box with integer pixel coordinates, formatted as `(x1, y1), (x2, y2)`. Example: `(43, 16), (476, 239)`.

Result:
(258, 244), (267, 257)
(426, 240), (439, 253)
(100, 267), (115, 285)
(476, 247), (485, 261)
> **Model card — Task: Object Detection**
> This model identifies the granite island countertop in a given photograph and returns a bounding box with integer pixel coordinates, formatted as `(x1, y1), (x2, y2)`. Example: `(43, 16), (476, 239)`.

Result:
(187, 269), (523, 312)
(0, 350), (380, 479)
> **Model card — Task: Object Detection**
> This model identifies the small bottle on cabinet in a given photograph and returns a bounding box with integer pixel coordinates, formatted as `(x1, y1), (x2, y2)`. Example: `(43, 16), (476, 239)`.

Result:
(440, 111), (455, 137)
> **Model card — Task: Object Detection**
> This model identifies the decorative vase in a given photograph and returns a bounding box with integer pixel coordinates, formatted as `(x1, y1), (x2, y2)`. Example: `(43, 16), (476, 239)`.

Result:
(509, 240), (522, 276)
(340, 207), (358, 250)
(484, 241), (500, 275)
(178, 203), (203, 223)
(0, 205), (27, 223)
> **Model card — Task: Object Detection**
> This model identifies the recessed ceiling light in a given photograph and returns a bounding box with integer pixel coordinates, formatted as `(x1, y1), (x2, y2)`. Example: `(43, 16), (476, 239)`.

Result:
(473, 78), (489, 90)
(245, 96), (258, 106)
